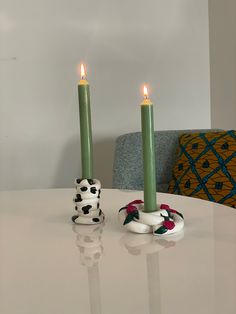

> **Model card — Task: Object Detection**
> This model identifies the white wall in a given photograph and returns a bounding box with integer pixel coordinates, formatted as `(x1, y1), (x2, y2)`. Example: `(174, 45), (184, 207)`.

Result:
(0, 0), (211, 190)
(209, 0), (236, 129)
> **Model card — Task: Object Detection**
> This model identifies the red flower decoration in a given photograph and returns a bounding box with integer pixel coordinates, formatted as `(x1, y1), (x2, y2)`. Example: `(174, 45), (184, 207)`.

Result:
(128, 200), (144, 205)
(126, 205), (137, 214)
(162, 220), (175, 230)
(126, 200), (144, 214)
(160, 204), (170, 210)
(160, 204), (177, 214)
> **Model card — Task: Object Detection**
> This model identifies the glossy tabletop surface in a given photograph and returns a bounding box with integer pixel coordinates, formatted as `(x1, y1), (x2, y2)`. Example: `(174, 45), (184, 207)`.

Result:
(1, 188), (236, 314)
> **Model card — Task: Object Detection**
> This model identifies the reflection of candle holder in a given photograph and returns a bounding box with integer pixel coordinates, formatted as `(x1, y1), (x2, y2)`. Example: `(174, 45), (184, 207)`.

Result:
(72, 178), (105, 225)
(72, 224), (104, 267)
(120, 231), (184, 256)
(118, 200), (184, 236)
(120, 232), (184, 314)
(72, 223), (104, 314)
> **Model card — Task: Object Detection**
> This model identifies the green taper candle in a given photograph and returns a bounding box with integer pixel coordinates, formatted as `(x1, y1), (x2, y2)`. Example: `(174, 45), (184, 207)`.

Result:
(141, 85), (157, 212)
(78, 63), (93, 179)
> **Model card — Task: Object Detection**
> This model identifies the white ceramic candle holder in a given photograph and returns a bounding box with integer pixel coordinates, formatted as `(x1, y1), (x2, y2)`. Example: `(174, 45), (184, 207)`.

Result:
(118, 200), (184, 236)
(72, 178), (105, 225)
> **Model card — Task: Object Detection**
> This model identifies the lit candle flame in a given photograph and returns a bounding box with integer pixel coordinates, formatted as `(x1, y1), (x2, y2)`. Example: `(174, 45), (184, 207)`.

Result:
(143, 85), (148, 98)
(80, 63), (86, 79)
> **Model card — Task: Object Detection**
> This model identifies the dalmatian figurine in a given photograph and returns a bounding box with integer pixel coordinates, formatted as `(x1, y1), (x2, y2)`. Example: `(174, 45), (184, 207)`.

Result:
(72, 178), (105, 225)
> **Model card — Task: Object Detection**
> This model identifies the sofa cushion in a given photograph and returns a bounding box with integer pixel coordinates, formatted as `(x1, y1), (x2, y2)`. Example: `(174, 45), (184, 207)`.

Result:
(168, 130), (236, 207)
(113, 129), (219, 192)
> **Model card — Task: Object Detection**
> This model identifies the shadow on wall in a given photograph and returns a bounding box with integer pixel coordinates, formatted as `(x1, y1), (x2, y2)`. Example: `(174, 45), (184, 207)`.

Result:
(53, 136), (115, 188)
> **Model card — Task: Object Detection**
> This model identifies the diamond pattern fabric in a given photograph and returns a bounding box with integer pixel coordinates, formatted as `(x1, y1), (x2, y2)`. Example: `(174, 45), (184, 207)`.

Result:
(168, 131), (236, 207)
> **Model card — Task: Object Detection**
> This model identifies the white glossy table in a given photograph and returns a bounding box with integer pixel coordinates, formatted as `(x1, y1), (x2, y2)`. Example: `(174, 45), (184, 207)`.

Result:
(1, 188), (236, 314)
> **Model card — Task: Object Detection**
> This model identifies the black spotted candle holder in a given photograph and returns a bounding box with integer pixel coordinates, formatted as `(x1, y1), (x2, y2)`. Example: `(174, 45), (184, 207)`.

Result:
(72, 178), (105, 225)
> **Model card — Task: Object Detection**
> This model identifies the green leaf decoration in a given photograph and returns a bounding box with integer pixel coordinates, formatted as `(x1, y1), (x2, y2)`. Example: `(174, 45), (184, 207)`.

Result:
(176, 211), (184, 219)
(119, 206), (127, 212)
(133, 211), (139, 220)
(123, 210), (140, 225)
(161, 214), (170, 221)
(123, 214), (134, 225)
(154, 226), (168, 235)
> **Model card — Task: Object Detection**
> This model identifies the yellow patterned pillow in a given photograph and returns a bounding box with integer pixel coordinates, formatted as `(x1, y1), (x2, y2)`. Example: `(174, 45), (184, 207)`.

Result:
(168, 131), (236, 207)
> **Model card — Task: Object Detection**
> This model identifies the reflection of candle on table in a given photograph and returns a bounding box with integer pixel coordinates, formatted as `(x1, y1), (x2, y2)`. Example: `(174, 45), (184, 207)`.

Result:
(120, 234), (163, 314)
(147, 253), (162, 314)
(141, 85), (157, 212)
(88, 265), (102, 314)
(78, 63), (93, 179)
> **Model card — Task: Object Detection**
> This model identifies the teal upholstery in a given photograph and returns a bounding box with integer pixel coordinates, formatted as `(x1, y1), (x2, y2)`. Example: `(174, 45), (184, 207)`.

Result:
(112, 130), (220, 192)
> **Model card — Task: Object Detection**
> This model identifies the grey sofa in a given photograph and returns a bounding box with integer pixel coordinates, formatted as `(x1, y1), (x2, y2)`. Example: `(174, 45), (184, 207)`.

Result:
(112, 129), (219, 193)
